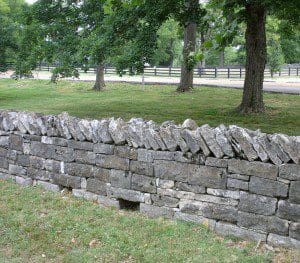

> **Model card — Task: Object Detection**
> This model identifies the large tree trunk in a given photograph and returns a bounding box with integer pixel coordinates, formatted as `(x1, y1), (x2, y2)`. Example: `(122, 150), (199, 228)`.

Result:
(93, 63), (105, 91)
(238, 4), (267, 114)
(177, 0), (197, 92)
(219, 50), (225, 67)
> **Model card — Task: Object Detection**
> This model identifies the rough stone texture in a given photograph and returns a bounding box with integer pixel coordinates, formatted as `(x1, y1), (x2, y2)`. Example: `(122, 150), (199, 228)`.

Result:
(140, 204), (174, 219)
(237, 211), (289, 235)
(249, 176), (288, 197)
(277, 201), (300, 221)
(279, 164), (300, 181)
(238, 192), (277, 216)
(228, 159), (278, 180)
(289, 181), (300, 204)
(1, 110), (299, 248)
(131, 174), (156, 193)
(188, 165), (226, 189)
(215, 222), (267, 242)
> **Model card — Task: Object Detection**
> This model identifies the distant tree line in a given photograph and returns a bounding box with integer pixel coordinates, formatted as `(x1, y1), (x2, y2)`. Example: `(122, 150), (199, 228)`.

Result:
(0, 0), (299, 113)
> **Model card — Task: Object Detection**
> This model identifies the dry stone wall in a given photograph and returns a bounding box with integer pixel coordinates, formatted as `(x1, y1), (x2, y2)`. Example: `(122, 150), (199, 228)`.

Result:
(0, 110), (299, 248)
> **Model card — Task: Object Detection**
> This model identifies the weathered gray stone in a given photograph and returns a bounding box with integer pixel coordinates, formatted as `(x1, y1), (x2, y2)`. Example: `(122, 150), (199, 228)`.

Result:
(110, 170), (131, 189)
(227, 173), (249, 181)
(267, 234), (300, 249)
(214, 126), (234, 157)
(68, 140), (93, 151)
(27, 168), (53, 181)
(251, 136), (269, 162)
(93, 143), (114, 155)
(277, 200), (300, 221)
(151, 194), (179, 207)
(159, 126), (177, 151)
(74, 150), (96, 164)
(289, 223), (300, 240)
(171, 128), (189, 153)
(182, 119), (198, 130)
(227, 178), (248, 190)
(174, 212), (216, 230)
(274, 134), (299, 164)
(9, 164), (26, 176)
(64, 163), (109, 181)
(249, 176), (288, 197)
(145, 122), (167, 151)
(81, 178), (87, 189)
(44, 159), (61, 173)
(157, 188), (195, 200)
(215, 222), (267, 242)
(86, 178), (107, 195)
(256, 134), (282, 165)
(175, 182), (205, 194)
(41, 136), (67, 146)
(107, 186), (145, 202)
(53, 146), (75, 162)
(108, 118), (127, 145)
(9, 134), (23, 151)
(98, 195), (120, 208)
(96, 154), (129, 170)
(181, 128), (210, 156)
(140, 204), (174, 219)
(131, 174), (156, 193)
(53, 174), (81, 189)
(152, 151), (176, 161)
(130, 161), (153, 176)
(229, 125), (258, 161)
(228, 159), (278, 180)
(237, 211), (289, 235)
(114, 146), (137, 159)
(15, 154), (30, 167)
(56, 112), (72, 139)
(154, 160), (188, 182)
(199, 124), (224, 158)
(194, 194), (238, 207)
(279, 164), (300, 181)
(205, 157), (228, 168)
(0, 136), (9, 148)
(188, 164), (226, 189)
(15, 176), (32, 186)
(137, 149), (154, 162)
(0, 172), (14, 181)
(289, 181), (300, 204)
(157, 179), (175, 189)
(37, 181), (61, 192)
(238, 192), (277, 216)
(29, 141), (55, 159)
(126, 119), (144, 148)
(206, 188), (240, 200)
(89, 119), (101, 143)
(77, 119), (93, 141)
(98, 119), (113, 143)
(72, 189), (98, 201)
(268, 134), (291, 163)
(179, 200), (237, 223)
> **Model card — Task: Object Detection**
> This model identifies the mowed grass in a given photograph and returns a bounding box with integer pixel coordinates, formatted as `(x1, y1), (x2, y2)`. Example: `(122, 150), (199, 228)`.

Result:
(0, 79), (299, 135)
(0, 180), (280, 262)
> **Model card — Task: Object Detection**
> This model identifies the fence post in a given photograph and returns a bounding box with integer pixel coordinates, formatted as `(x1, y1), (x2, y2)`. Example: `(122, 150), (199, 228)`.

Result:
(154, 66), (157, 76)
(288, 67), (291, 76)
(169, 66), (172, 77)
(297, 68), (299, 76)
(48, 64), (50, 71)
(227, 68), (230, 78)
(240, 67), (242, 78)
(279, 70), (281, 77)
(215, 68), (217, 78)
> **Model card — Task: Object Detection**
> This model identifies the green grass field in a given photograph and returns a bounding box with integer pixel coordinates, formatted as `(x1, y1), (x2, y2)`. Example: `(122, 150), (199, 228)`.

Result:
(0, 180), (289, 262)
(0, 79), (299, 135)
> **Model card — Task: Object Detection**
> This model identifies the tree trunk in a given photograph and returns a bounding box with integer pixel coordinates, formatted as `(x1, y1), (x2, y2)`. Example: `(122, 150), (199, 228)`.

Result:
(93, 63), (105, 91)
(238, 4), (267, 114)
(219, 50), (225, 67)
(177, 0), (197, 92)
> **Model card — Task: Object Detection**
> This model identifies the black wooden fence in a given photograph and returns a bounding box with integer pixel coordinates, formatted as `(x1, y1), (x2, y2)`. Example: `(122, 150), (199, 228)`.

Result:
(2, 62), (299, 79)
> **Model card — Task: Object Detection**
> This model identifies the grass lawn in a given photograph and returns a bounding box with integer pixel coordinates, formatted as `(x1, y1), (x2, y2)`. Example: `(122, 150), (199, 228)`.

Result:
(0, 79), (299, 135)
(2, 179), (299, 263)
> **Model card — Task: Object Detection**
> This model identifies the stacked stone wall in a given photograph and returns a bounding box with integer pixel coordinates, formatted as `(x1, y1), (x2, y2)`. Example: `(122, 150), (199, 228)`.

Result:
(0, 110), (299, 248)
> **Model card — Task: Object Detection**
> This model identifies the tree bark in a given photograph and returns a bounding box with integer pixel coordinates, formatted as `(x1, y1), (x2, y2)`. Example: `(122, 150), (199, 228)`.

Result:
(219, 50), (225, 67)
(93, 63), (105, 91)
(177, 0), (197, 92)
(238, 4), (267, 114)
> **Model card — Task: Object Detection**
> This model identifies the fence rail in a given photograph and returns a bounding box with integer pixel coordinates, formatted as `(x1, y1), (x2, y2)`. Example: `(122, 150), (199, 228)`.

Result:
(2, 62), (300, 79)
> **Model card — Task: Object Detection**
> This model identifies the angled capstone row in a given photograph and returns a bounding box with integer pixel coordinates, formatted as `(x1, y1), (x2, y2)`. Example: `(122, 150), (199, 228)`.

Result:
(0, 110), (298, 164)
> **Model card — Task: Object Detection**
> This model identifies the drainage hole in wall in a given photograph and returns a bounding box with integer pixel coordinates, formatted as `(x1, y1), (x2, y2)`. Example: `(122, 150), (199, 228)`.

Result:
(118, 199), (140, 211)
